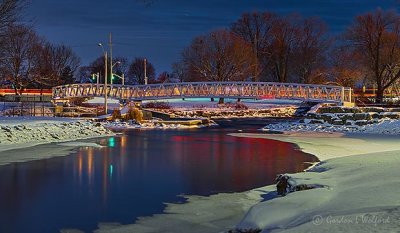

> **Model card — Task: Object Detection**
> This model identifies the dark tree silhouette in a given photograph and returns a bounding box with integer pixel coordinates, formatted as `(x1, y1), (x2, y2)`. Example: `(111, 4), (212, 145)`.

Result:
(0, 0), (22, 33)
(231, 11), (275, 81)
(182, 29), (257, 82)
(291, 17), (329, 84)
(232, 12), (329, 84)
(157, 71), (170, 83)
(329, 46), (366, 87)
(346, 9), (400, 103)
(171, 61), (187, 82)
(0, 24), (39, 94)
(127, 57), (155, 84)
(33, 42), (80, 87)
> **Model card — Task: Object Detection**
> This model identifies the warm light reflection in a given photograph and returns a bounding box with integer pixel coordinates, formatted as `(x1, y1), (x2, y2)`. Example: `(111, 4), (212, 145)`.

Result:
(121, 136), (127, 148)
(78, 152), (83, 183)
(88, 148), (94, 185)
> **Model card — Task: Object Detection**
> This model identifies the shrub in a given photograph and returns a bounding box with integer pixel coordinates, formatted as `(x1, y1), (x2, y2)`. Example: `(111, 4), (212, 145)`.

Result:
(111, 108), (121, 120)
(142, 101), (171, 109)
(125, 107), (143, 123)
(222, 102), (249, 110)
(234, 102), (248, 110)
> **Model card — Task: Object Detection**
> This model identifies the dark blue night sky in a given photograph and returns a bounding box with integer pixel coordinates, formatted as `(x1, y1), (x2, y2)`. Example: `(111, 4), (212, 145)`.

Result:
(25, 0), (397, 73)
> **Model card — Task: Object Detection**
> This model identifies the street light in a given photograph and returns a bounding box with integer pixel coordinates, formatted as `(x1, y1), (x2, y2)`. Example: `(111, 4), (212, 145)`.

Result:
(110, 61), (121, 85)
(91, 73), (100, 85)
(112, 73), (125, 86)
(112, 61), (121, 68)
(98, 43), (108, 114)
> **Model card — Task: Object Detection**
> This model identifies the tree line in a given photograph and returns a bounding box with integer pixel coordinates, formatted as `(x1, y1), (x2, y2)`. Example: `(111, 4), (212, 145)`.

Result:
(0, 0), (80, 94)
(174, 9), (400, 103)
(1, 0), (400, 102)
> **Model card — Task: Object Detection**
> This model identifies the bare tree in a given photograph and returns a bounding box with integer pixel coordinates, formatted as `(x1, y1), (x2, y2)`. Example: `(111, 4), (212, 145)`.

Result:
(157, 71), (170, 83)
(346, 9), (400, 103)
(0, 0), (22, 33)
(231, 11), (275, 81)
(171, 61), (187, 82)
(329, 46), (366, 87)
(265, 15), (300, 83)
(0, 24), (39, 94)
(182, 29), (257, 82)
(232, 12), (329, 84)
(32, 42), (80, 87)
(127, 57), (155, 84)
(291, 17), (329, 84)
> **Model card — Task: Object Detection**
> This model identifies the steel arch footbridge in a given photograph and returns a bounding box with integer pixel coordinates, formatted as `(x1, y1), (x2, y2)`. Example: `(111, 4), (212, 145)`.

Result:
(52, 82), (353, 105)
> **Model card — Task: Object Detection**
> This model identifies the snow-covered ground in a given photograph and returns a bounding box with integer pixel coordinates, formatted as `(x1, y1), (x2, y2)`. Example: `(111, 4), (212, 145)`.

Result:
(0, 117), (114, 164)
(231, 133), (400, 232)
(263, 118), (400, 135)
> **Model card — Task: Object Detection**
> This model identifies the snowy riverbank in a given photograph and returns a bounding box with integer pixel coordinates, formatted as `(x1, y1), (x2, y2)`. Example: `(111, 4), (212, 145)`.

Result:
(230, 132), (400, 232)
(263, 119), (400, 135)
(0, 117), (114, 155)
(263, 105), (400, 135)
(104, 119), (218, 130)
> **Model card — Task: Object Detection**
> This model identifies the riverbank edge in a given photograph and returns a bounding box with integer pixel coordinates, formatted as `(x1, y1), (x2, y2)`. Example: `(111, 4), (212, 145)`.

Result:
(0, 117), (115, 165)
(93, 131), (400, 233)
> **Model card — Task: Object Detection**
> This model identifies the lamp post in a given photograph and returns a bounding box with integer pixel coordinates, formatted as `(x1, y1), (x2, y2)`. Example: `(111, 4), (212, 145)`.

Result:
(98, 43), (108, 114)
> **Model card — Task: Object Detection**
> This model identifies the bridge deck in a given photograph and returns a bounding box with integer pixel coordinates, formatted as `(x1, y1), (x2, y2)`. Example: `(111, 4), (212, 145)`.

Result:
(52, 82), (353, 105)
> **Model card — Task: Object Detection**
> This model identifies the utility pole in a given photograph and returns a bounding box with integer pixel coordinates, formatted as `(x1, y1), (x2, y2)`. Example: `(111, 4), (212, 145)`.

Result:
(144, 58), (148, 85)
(109, 32), (113, 86)
(104, 51), (108, 114)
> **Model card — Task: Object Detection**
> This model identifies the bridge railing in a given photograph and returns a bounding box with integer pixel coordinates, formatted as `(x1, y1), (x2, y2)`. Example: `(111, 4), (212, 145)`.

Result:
(52, 82), (353, 104)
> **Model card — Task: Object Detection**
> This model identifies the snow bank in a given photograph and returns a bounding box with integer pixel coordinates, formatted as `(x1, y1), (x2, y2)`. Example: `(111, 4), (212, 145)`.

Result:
(231, 133), (400, 232)
(149, 106), (301, 119)
(95, 192), (262, 233)
(263, 118), (400, 135)
(0, 117), (114, 152)
(104, 120), (217, 130)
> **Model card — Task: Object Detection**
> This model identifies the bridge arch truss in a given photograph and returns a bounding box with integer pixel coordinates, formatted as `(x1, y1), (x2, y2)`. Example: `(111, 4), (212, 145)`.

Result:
(52, 82), (353, 104)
